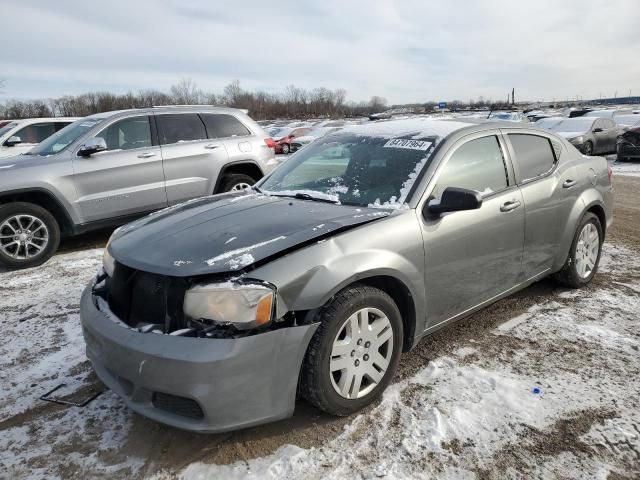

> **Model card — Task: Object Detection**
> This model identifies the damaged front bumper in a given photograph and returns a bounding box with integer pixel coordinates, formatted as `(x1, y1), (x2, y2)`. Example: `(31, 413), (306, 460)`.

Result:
(80, 285), (318, 433)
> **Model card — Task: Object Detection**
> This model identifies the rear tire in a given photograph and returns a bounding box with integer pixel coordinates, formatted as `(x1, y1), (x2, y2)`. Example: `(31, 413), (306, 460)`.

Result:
(300, 284), (403, 416)
(219, 174), (256, 192)
(0, 202), (60, 269)
(552, 212), (603, 288)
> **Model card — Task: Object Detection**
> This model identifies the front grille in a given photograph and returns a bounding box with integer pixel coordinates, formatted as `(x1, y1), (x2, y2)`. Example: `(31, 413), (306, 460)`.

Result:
(105, 262), (186, 330)
(152, 392), (204, 420)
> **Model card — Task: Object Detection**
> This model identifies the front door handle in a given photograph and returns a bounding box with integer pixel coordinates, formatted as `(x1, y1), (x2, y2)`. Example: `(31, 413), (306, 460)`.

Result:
(563, 179), (577, 188)
(204, 144), (220, 150)
(137, 152), (156, 159)
(500, 200), (521, 212)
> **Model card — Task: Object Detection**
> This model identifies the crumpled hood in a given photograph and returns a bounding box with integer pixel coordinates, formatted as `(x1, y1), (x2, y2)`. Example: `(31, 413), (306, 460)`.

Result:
(108, 191), (391, 277)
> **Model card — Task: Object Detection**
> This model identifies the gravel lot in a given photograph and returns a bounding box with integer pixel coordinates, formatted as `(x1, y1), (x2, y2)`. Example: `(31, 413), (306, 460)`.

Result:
(1, 173), (638, 479)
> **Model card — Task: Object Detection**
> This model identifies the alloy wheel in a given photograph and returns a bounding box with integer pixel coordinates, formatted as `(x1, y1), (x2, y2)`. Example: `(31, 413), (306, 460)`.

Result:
(0, 214), (50, 260)
(575, 222), (599, 279)
(231, 182), (252, 191)
(329, 307), (394, 399)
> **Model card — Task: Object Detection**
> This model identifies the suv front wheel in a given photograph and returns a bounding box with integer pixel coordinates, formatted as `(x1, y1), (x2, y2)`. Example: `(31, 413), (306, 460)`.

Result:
(0, 202), (60, 269)
(219, 173), (256, 192)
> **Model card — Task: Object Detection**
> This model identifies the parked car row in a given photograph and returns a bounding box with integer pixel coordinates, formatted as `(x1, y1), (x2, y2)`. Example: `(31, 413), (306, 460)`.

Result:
(532, 109), (640, 159)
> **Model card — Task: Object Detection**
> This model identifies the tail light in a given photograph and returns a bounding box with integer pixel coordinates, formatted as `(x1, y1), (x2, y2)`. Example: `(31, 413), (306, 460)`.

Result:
(264, 137), (276, 150)
(608, 165), (613, 184)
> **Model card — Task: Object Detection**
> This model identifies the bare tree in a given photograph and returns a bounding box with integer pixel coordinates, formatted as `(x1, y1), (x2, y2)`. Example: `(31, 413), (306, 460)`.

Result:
(170, 78), (203, 105)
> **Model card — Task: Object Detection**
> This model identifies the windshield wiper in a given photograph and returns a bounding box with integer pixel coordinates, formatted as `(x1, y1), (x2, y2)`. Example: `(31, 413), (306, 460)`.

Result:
(266, 191), (339, 204)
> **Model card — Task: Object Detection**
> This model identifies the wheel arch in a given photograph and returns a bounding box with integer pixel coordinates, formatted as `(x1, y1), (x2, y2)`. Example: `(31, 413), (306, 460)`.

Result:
(0, 188), (75, 236)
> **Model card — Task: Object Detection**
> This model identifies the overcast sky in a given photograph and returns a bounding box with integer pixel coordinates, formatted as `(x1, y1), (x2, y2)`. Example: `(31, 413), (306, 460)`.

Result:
(1, 0), (639, 104)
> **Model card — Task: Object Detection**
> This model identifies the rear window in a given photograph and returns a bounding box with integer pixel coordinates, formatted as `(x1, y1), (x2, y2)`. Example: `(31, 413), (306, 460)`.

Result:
(508, 134), (557, 181)
(200, 114), (251, 138)
(156, 114), (207, 145)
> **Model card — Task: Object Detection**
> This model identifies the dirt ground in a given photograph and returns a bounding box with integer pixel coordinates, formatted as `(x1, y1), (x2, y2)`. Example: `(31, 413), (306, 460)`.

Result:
(1, 175), (639, 479)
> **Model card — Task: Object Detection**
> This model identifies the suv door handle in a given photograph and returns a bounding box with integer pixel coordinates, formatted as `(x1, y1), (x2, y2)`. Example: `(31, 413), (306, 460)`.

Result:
(137, 152), (156, 158)
(500, 200), (521, 212)
(204, 144), (220, 150)
(563, 179), (577, 188)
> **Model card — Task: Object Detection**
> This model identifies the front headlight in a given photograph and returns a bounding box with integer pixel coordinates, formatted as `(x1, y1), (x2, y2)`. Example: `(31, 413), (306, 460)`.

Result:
(183, 282), (274, 330)
(102, 248), (115, 277)
(569, 135), (585, 144)
(102, 226), (122, 277)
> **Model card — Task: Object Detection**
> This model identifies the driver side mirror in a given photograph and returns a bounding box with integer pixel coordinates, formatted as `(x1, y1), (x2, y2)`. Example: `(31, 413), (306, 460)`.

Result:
(424, 187), (483, 217)
(593, 127), (603, 133)
(78, 137), (107, 157)
(5, 135), (22, 147)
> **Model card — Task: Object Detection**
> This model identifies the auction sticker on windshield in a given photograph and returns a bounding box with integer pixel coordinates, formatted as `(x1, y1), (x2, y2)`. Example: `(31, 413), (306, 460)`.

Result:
(383, 139), (432, 150)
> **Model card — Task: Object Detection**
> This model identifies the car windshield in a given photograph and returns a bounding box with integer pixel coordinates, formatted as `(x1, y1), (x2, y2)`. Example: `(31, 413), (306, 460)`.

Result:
(29, 117), (106, 156)
(258, 132), (437, 208)
(0, 122), (18, 139)
(550, 118), (594, 133)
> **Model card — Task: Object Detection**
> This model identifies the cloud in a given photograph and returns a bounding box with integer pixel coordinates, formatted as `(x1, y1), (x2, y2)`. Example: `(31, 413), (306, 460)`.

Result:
(1, 0), (638, 104)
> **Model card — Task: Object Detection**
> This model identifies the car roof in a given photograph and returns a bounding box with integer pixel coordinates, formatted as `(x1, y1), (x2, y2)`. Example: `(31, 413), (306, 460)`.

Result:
(2, 117), (79, 125)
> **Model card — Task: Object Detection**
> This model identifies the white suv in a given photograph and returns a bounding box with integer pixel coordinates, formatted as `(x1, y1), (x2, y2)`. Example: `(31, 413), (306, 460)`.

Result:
(0, 117), (79, 158)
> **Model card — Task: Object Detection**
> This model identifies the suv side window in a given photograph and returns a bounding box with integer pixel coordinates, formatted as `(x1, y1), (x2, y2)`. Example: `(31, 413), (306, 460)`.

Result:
(14, 123), (56, 144)
(508, 134), (556, 182)
(156, 114), (207, 145)
(98, 116), (152, 151)
(432, 135), (508, 198)
(200, 114), (251, 139)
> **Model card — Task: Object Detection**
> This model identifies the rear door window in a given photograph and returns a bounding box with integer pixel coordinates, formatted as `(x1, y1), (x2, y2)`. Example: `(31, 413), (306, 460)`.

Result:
(98, 116), (152, 151)
(432, 135), (508, 198)
(200, 114), (251, 139)
(156, 114), (207, 145)
(508, 134), (557, 182)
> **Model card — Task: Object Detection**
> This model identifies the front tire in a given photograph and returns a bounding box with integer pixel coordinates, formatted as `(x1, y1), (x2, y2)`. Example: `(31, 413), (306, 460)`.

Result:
(553, 212), (603, 288)
(281, 143), (290, 154)
(300, 284), (403, 416)
(219, 173), (256, 192)
(582, 141), (593, 156)
(0, 202), (60, 269)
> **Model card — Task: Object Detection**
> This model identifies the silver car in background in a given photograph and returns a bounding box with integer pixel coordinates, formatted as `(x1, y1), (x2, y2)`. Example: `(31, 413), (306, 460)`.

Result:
(0, 106), (277, 269)
(0, 117), (79, 158)
(81, 117), (613, 432)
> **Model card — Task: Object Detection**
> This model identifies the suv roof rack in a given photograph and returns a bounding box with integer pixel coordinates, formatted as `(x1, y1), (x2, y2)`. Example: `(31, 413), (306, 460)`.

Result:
(151, 104), (219, 108)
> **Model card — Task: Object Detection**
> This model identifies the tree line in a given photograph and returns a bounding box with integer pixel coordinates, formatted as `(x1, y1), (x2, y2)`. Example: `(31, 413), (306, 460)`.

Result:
(0, 78), (515, 120)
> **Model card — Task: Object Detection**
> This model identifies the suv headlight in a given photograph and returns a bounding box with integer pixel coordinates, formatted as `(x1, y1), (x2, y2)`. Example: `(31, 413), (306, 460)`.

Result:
(183, 282), (274, 330)
(569, 135), (585, 144)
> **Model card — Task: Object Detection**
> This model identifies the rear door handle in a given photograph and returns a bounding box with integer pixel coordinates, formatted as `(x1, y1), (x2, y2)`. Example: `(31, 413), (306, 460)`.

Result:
(137, 152), (156, 159)
(500, 200), (521, 212)
(204, 144), (220, 150)
(563, 179), (577, 188)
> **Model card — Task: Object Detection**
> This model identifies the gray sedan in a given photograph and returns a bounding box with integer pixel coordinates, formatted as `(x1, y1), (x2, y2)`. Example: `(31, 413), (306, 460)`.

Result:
(543, 116), (620, 155)
(81, 118), (613, 432)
